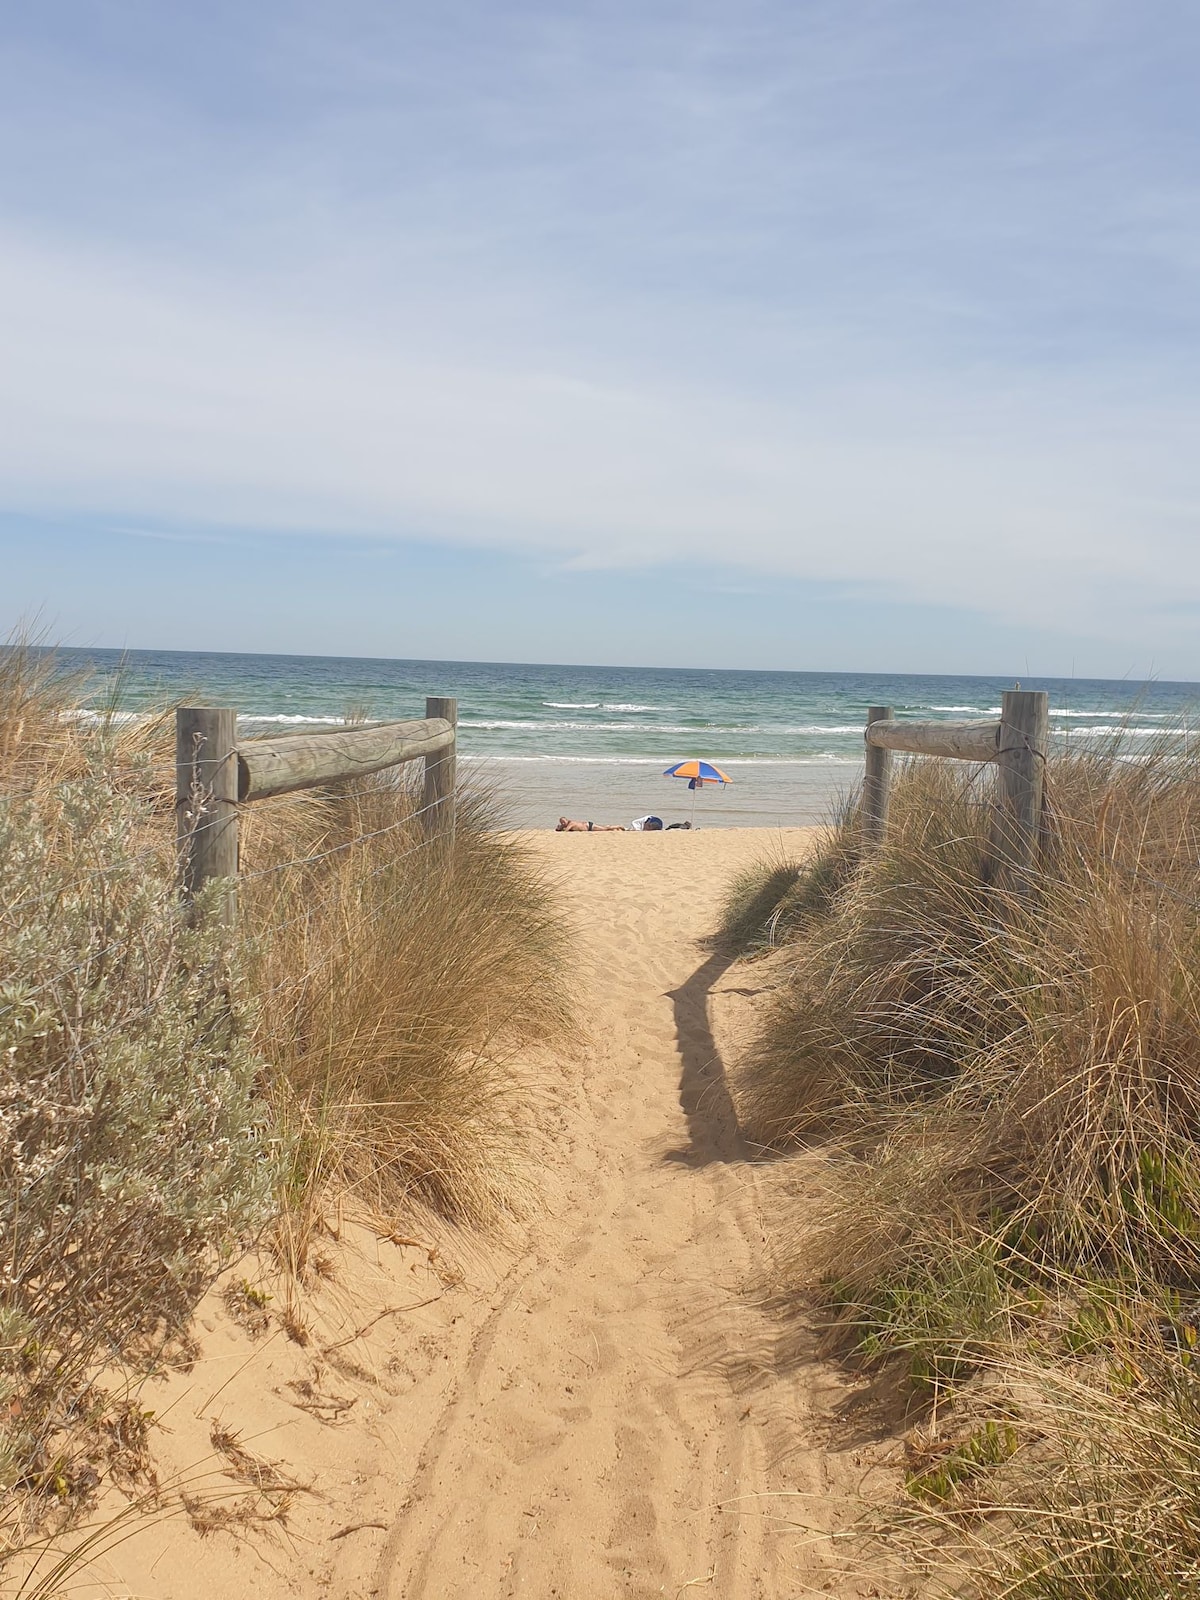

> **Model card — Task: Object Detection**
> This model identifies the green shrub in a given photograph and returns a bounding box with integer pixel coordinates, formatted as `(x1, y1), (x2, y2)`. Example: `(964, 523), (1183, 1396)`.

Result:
(0, 641), (572, 1569)
(0, 774), (275, 1531)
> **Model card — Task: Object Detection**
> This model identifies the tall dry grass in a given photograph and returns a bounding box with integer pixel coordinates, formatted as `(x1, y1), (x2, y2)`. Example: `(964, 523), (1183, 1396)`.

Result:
(240, 771), (571, 1238)
(728, 734), (1200, 1595)
(0, 643), (570, 1561)
(715, 794), (859, 956)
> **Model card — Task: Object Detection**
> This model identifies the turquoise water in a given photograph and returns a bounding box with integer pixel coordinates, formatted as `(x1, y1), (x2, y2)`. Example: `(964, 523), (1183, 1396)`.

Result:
(51, 649), (1200, 828)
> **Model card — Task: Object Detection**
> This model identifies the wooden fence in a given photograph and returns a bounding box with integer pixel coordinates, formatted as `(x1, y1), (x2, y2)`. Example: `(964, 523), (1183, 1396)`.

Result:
(176, 697), (458, 924)
(862, 688), (1049, 889)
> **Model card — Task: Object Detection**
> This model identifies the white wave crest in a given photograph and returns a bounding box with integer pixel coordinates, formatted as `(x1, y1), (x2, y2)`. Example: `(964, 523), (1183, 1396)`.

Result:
(59, 709), (147, 726)
(460, 719), (695, 734)
(240, 713), (348, 725)
(1052, 708), (1172, 719)
(1060, 725), (1177, 738)
(540, 701), (671, 712)
(925, 705), (1175, 721)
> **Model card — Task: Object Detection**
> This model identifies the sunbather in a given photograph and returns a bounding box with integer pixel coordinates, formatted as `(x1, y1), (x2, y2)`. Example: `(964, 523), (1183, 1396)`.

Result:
(556, 817), (626, 832)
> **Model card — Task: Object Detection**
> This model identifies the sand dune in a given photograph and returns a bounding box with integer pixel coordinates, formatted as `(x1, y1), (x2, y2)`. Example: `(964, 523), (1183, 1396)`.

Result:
(73, 828), (908, 1600)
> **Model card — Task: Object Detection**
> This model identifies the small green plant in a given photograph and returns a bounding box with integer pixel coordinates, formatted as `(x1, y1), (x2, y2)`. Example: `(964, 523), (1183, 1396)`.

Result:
(1120, 1149), (1200, 1245)
(905, 1417), (1019, 1504)
(848, 1241), (1011, 1397)
(221, 1279), (273, 1338)
(1061, 1278), (1138, 1357)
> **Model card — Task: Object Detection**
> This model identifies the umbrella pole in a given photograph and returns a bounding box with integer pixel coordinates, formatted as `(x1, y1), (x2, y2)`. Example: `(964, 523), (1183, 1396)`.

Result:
(691, 785), (697, 827)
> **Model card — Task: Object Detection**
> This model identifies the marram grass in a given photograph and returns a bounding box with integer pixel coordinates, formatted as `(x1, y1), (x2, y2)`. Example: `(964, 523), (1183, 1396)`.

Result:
(729, 737), (1200, 1597)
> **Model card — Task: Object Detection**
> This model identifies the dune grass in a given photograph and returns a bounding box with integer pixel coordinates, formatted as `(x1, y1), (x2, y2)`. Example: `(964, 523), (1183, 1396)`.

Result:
(0, 643), (570, 1561)
(729, 736), (1200, 1595)
(714, 796), (858, 955)
(241, 772), (571, 1244)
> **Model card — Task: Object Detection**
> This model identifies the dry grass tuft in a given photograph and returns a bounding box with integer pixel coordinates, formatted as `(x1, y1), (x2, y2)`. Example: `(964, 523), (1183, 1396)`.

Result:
(730, 732), (1200, 1595)
(242, 771), (572, 1240)
(715, 797), (859, 956)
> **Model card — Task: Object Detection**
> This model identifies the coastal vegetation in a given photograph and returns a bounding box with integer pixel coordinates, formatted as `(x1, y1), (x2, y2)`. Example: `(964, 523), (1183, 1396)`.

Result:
(0, 644), (570, 1566)
(724, 737), (1200, 1595)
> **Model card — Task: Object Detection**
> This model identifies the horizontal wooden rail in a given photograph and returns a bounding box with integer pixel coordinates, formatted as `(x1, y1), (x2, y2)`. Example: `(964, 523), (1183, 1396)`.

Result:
(865, 718), (1000, 763)
(237, 716), (455, 802)
(177, 698), (458, 925)
(861, 689), (1049, 895)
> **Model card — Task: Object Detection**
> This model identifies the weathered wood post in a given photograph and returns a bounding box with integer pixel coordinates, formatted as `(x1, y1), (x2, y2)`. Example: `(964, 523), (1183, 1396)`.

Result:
(422, 696), (458, 840)
(991, 689), (1050, 891)
(176, 707), (239, 926)
(861, 706), (894, 847)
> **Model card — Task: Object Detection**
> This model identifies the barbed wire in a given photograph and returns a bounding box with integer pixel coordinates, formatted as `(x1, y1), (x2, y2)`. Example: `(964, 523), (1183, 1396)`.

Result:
(237, 831), (447, 1005)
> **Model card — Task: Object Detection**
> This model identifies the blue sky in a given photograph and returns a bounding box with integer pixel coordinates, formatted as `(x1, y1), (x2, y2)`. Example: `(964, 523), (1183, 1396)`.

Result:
(2, 2), (1198, 676)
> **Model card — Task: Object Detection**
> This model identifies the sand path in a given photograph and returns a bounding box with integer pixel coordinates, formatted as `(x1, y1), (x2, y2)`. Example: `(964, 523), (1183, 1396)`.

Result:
(77, 829), (903, 1600)
(373, 828), (878, 1600)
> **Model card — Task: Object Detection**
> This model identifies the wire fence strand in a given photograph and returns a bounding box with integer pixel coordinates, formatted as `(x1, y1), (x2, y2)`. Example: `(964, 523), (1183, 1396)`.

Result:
(13, 821), (452, 1078)
(2, 790), (448, 1017)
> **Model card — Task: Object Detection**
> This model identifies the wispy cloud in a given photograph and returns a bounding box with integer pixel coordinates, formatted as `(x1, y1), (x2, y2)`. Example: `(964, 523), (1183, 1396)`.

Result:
(2, 1), (1199, 666)
(114, 525), (233, 545)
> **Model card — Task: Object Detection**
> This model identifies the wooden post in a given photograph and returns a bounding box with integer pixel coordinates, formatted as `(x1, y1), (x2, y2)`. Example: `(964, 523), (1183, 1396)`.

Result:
(861, 706), (894, 847)
(176, 707), (239, 925)
(990, 689), (1050, 891)
(422, 697), (457, 840)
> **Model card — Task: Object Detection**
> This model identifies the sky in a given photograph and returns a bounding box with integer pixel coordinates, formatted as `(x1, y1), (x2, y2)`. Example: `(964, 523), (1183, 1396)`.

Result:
(2, 1), (1199, 677)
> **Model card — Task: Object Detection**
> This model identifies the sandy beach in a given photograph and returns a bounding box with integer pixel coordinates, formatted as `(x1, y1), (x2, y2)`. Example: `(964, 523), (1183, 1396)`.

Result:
(69, 827), (906, 1600)
(476, 759), (858, 829)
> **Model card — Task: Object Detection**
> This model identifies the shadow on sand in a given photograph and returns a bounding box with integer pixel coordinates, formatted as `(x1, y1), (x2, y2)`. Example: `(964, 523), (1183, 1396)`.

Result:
(663, 944), (934, 1443)
(663, 946), (756, 1167)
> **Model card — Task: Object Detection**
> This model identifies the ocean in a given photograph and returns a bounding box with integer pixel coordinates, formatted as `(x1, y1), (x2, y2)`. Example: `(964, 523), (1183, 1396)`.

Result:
(52, 648), (1200, 829)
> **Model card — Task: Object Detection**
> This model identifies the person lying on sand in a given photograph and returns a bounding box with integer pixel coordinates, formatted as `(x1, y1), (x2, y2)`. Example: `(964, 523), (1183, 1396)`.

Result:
(556, 817), (626, 832)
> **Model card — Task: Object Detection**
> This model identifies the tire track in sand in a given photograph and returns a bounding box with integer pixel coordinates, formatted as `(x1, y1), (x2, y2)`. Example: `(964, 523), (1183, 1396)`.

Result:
(373, 829), (892, 1600)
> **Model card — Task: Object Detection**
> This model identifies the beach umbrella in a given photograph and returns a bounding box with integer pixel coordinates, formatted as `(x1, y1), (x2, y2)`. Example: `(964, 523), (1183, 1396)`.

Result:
(662, 758), (734, 825)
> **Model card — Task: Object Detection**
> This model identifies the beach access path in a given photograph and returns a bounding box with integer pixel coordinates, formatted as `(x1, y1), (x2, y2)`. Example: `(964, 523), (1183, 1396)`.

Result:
(372, 827), (904, 1600)
(78, 828), (908, 1600)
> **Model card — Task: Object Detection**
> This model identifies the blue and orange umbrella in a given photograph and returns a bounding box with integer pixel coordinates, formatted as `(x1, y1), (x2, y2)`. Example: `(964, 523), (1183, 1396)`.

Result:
(663, 758), (733, 824)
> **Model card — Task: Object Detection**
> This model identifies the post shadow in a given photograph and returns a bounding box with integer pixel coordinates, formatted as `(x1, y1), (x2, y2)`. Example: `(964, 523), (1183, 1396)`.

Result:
(664, 946), (750, 1166)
